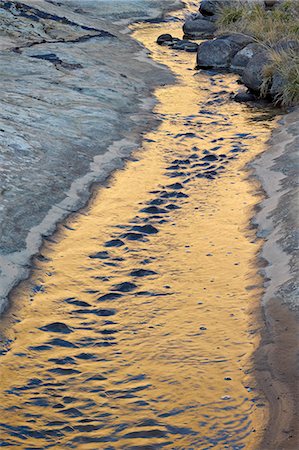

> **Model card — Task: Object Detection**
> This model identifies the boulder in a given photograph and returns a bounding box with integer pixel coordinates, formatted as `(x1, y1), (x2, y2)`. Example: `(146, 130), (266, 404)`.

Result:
(157, 34), (173, 45)
(270, 72), (284, 100)
(242, 50), (269, 92)
(219, 33), (253, 47)
(233, 89), (256, 102)
(193, 11), (217, 22)
(199, 0), (222, 16)
(231, 43), (263, 75)
(196, 34), (253, 69)
(183, 18), (216, 39)
(200, 0), (268, 16)
(173, 39), (199, 52)
(185, 42), (199, 53)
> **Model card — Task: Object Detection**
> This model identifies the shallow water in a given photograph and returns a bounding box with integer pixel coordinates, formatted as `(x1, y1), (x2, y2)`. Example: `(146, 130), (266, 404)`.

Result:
(0, 19), (278, 450)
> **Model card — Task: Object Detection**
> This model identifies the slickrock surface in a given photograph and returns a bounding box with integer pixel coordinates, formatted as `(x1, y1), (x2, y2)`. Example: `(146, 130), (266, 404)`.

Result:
(0, 0), (180, 310)
(252, 108), (299, 449)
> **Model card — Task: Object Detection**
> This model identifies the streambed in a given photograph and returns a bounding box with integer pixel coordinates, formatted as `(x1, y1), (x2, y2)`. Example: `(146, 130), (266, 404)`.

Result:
(0, 19), (278, 450)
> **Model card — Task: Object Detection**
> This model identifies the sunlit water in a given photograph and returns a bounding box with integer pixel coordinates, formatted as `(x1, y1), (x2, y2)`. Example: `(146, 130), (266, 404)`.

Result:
(0, 19), (278, 450)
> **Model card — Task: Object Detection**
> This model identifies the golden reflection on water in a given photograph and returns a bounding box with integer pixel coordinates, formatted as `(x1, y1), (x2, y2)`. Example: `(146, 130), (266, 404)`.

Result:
(0, 21), (277, 450)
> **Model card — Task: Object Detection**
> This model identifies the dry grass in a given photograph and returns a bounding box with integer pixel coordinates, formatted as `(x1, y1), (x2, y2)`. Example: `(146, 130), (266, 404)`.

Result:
(215, 0), (299, 105)
(261, 48), (299, 106)
(216, 1), (299, 46)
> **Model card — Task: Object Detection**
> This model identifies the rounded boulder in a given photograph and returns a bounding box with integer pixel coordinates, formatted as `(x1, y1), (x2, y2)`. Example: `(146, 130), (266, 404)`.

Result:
(183, 18), (216, 39)
(157, 34), (173, 45)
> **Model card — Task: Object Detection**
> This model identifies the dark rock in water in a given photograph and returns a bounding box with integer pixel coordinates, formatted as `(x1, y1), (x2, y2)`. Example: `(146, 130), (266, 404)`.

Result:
(93, 309), (116, 316)
(132, 224), (159, 234)
(104, 238), (124, 247)
(233, 90), (256, 102)
(172, 158), (191, 165)
(75, 353), (97, 360)
(185, 43), (199, 53)
(48, 356), (75, 365)
(89, 251), (110, 259)
(60, 407), (83, 417)
(65, 299), (91, 307)
(40, 322), (73, 334)
(167, 182), (184, 190)
(157, 34), (173, 45)
(231, 43), (263, 75)
(86, 374), (107, 381)
(112, 281), (137, 292)
(204, 170), (217, 176)
(166, 203), (181, 210)
(197, 34), (253, 69)
(172, 39), (199, 52)
(121, 232), (144, 241)
(201, 154), (218, 162)
(49, 368), (80, 375)
(141, 206), (167, 214)
(161, 191), (188, 199)
(168, 171), (187, 178)
(97, 293), (122, 301)
(48, 338), (77, 348)
(183, 18), (216, 39)
(149, 198), (165, 205)
(130, 269), (157, 277)
(29, 345), (52, 351)
(242, 50), (269, 92)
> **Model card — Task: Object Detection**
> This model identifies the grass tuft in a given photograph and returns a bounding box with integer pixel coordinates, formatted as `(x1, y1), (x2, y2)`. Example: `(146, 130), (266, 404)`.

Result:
(216, 0), (299, 106)
(261, 49), (299, 106)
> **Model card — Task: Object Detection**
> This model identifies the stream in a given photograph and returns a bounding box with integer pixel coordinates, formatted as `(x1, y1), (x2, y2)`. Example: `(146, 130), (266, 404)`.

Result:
(0, 17), (278, 450)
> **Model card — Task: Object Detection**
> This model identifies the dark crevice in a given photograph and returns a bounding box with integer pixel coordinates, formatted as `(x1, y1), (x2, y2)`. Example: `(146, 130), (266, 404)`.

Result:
(11, 31), (115, 54)
(0, 1), (114, 35)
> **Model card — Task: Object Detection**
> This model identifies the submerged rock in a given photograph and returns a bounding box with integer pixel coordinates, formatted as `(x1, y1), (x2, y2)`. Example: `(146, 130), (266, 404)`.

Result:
(39, 322), (73, 334)
(172, 39), (199, 52)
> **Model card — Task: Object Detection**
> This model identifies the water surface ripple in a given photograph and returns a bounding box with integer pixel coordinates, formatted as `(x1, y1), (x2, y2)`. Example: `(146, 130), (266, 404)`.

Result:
(0, 21), (277, 450)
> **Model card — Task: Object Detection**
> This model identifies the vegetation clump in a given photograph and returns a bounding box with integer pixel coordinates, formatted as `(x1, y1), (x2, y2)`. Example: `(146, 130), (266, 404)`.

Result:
(216, 0), (299, 106)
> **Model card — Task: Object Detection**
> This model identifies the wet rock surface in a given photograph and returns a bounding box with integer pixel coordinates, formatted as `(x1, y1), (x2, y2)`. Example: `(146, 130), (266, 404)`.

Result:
(0, 0), (179, 306)
(0, 0), (175, 257)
